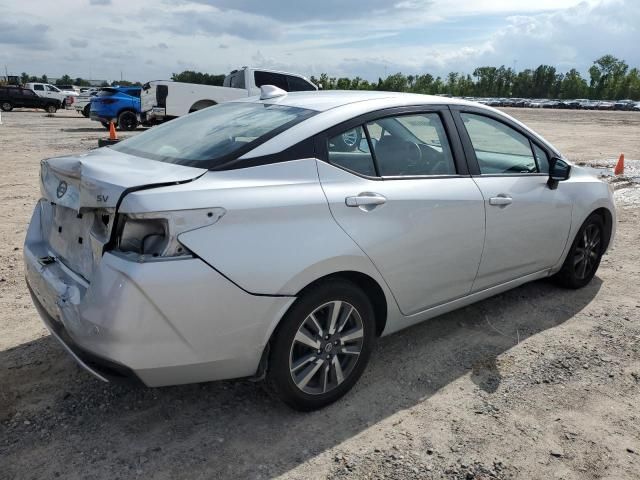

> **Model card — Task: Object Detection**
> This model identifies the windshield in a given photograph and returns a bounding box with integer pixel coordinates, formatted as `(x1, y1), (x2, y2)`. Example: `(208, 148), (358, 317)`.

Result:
(111, 102), (316, 169)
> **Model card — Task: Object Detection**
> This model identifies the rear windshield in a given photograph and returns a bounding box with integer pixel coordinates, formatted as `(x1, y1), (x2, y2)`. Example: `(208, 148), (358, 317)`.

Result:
(97, 89), (117, 97)
(111, 102), (316, 169)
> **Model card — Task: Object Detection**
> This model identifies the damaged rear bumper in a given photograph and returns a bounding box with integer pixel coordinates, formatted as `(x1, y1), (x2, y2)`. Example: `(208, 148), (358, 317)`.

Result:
(24, 204), (295, 387)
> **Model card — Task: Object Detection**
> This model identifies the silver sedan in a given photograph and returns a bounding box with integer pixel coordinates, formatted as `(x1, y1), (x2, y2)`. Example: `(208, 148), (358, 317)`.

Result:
(24, 87), (616, 410)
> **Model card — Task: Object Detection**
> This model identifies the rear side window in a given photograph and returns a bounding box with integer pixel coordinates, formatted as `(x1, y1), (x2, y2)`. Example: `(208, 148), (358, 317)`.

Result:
(97, 89), (116, 97)
(226, 72), (245, 89)
(125, 89), (141, 98)
(287, 76), (315, 92)
(461, 113), (537, 174)
(33, 84), (44, 91)
(328, 127), (375, 176)
(254, 71), (288, 91)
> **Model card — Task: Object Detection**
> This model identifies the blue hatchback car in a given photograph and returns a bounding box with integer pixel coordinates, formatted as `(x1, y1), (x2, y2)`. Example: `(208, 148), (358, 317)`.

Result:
(90, 86), (142, 131)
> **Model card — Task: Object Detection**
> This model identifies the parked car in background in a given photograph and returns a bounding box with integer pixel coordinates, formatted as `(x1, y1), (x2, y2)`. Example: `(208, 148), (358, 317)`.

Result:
(613, 99), (635, 110)
(90, 86), (141, 130)
(141, 66), (317, 124)
(74, 88), (99, 117)
(56, 85), (80, 94)
(25, 82), (78, 108)
(0, 86), (61, 113)
(25, 88), (615, 410)
(596, 101), (614, 110)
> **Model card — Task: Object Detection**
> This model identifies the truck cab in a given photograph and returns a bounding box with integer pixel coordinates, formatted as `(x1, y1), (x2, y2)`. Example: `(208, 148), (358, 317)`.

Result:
(223, 67), (317, 95)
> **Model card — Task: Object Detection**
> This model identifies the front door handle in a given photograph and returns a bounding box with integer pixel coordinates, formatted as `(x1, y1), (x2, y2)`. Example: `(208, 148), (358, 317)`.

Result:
(489, 195), (513, 206)
(345, 193), (387, 208)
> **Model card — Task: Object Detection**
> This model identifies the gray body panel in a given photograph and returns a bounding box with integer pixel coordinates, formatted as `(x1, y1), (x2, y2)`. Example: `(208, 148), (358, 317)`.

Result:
(24, 91), (616, 387)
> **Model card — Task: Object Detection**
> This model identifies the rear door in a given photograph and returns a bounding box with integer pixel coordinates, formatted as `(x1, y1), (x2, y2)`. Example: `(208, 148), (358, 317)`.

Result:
(317, 106), (485, 316)
(451, 107), (573, 290)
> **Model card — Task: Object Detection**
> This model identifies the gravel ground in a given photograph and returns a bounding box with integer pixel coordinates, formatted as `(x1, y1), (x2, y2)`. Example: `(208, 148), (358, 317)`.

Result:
(1, 108), (639, 480)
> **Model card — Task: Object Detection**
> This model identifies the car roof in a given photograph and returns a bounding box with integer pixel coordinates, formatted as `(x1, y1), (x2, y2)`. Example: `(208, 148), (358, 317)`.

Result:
(233, 90), (477, 112)
(237, 90), (560, 160)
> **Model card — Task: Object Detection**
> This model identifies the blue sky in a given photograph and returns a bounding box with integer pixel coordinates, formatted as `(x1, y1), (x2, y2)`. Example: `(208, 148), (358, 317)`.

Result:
(0, 0), (638, 82)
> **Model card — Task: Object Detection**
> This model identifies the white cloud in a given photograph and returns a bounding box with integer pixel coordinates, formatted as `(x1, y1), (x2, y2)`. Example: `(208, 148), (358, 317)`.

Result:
(0, 0), (637, 82)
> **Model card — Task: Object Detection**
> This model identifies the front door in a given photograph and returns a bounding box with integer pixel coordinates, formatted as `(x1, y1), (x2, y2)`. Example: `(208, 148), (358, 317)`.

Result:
(454, 111), (573, 291)
(317, 109), (486, 316)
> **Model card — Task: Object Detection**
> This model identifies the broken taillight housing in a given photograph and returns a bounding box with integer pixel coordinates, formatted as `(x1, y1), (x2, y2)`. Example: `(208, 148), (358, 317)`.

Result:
(113, 208), (226, 259)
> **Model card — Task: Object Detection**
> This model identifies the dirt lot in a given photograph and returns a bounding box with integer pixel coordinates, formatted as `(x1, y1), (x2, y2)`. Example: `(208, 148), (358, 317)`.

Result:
(1, 108), (639, 480)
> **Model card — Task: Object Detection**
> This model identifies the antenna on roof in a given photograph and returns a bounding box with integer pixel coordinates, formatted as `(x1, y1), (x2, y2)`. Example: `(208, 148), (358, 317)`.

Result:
(260, 85), (287, 100)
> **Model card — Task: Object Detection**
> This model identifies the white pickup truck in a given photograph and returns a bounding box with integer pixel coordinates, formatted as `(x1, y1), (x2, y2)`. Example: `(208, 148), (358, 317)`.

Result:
(140, 67), (317, 124)
(25, 82), (79, 108)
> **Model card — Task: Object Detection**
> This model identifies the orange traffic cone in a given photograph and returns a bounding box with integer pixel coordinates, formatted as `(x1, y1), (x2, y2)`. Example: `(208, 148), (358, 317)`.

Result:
(109, 121), (118, 141)
(614, 153), (624, 175)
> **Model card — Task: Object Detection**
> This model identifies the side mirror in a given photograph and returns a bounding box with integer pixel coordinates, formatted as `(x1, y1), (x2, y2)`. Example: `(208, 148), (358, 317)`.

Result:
(548, 157), (571, 190)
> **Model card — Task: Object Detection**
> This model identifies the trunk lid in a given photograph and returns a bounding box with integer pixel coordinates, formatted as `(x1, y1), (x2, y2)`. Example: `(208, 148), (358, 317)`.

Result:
(41, 147), (206, 210)
(39, 147), (206, 281)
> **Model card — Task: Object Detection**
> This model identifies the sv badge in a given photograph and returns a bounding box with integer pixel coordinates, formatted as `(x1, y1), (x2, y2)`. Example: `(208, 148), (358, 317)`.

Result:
(97, 194), (110, 203)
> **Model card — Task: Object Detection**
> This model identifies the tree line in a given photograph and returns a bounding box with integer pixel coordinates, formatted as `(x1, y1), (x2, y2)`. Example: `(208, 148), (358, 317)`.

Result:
(14, 54), (640, 100)
(307, 55), (639, 100)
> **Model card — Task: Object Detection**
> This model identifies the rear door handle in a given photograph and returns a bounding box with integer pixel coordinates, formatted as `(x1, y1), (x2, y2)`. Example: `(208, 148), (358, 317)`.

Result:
(489, 195), (513, 206)
(345, 193), (387, 208)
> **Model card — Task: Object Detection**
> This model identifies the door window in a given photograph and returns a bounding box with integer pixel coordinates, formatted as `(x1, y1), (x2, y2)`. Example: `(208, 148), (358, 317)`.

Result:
(33, 84), (44, 91)
(328, 126), (376, 176)
(460, 113), (538, 174)
(254, 71), (288, 91)
(366, 113), (456, 176)
(532, 143), (550, 173)
(46, 85), (60, 92)
(287, 75), (315, 92)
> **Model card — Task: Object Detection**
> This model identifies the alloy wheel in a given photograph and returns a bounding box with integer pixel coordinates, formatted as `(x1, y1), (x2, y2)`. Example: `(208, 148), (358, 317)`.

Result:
(289, 300), (364, 395)
(573, 224), (601, 280)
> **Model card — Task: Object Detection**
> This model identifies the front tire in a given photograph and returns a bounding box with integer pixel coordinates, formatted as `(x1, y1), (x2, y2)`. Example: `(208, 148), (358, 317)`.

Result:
(46, 104), (57, 114)
(118, 111), (138, 131)
(266, 280), (376, 411)
(553, 214), (605, 289)
(82, 104), (90, 117)
(1, 101), (13, 112)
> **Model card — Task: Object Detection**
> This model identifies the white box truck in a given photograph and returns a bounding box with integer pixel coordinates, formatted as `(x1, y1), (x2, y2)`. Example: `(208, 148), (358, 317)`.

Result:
(140, 67), (317, 124)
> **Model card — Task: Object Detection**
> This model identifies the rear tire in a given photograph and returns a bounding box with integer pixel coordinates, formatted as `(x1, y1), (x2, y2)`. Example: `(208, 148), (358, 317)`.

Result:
(101, 121), (111, 130)
(82, 104), (90, 117)
(553, 214), (605, 289)
(1, 101), (13, 112)
(46, 104), (57, 114)
(266, 280), (376, 411)
(118, 110), (138, 131)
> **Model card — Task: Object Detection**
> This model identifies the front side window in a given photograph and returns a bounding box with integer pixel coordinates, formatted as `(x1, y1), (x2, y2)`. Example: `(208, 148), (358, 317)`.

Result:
(461, 113), (538, 174)
(532, 143), (550, 173)
(112, 102), (316, 169)
(46, 85), (60, 92)
(328, 126), (375, 176)
(367, 113), (456, 176)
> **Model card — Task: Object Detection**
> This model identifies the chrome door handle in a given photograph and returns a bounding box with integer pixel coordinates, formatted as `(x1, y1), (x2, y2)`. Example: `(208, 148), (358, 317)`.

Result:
(489, 195), (513, 206)
(345, 193), (387, 207)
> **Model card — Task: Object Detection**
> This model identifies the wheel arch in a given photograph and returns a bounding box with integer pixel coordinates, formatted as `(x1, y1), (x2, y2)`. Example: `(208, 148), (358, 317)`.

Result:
(253, 270), (389, 381)
(590, 206), (614, 252)
(189, 99), (217, 112)
(294, 271), (388, 337)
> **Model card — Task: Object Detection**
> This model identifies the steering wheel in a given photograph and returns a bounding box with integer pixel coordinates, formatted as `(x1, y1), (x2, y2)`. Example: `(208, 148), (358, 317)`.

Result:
(402, 141), (423, 171)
